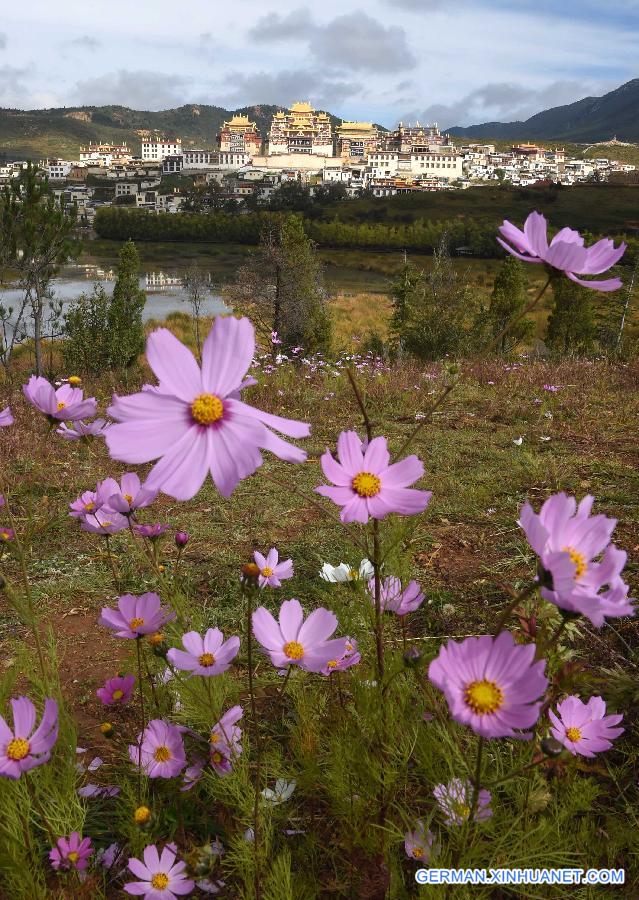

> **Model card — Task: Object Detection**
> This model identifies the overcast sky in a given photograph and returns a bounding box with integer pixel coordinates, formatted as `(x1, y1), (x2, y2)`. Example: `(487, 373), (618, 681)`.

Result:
(1, 0), (637, 128)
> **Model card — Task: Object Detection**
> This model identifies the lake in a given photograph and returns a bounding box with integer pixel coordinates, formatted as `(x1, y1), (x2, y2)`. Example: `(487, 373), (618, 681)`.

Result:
(1, 239), (402, 328)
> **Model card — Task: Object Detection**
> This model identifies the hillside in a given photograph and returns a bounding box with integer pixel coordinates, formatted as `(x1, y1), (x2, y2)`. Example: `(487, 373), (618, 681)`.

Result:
(0, 103), (346, 161)
(449, 78), (639, 142)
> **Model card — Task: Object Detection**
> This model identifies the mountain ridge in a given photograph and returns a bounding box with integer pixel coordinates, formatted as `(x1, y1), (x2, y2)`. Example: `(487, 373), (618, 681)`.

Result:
(448, 78), (639, 142)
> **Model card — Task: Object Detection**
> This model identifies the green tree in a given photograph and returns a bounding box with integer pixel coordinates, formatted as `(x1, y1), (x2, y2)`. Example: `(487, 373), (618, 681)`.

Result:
(389, 237), (473, 360)
(484, 255), (534, 351)
(226, 214), (331, 354)
(0, 163), (77, 374)
(63, 283), (111, 373)
(106, 240), (146, 368)
(546, 276), (596, 354)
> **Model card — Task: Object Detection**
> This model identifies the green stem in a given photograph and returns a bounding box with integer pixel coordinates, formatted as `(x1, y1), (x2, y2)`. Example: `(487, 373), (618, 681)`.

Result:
(469, 736), (485, 824)
(135, 639), (146, 805)
(493, 581), (538, 636)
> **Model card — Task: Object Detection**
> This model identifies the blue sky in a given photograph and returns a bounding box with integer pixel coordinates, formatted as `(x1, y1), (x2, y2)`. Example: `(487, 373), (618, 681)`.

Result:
(0, 0), (637, 127)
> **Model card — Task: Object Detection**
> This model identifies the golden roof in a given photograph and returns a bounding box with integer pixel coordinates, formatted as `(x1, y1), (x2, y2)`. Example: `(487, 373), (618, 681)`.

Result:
(226, 114), (253, 127)
(339, 121), (375, 132)
(290, 101), (313, 112)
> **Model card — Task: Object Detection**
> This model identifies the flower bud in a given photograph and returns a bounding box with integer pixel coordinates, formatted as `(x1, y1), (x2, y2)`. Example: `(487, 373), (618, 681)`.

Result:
(148, 632), (168, 657)
(541, 737), (564, 757)
(99, 722), (115, 738)
(133, 805), (152, 826)
(403, 646), (422, 668)
(175, 531), (190, 548)
(67, 375), (82, 386)
(241, 562), (260, 584)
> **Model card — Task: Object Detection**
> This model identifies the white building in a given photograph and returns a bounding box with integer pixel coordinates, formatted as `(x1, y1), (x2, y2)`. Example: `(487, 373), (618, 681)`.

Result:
(141, 138), (182, 161)
(45, 161), (73, 180)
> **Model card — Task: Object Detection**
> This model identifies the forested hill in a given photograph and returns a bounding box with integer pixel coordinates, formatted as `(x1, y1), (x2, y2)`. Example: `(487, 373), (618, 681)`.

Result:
(0, 103), (343, 161)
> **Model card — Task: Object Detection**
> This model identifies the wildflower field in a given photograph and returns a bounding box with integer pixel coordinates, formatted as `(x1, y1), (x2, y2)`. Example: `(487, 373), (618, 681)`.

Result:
(0, 218), (638, 899)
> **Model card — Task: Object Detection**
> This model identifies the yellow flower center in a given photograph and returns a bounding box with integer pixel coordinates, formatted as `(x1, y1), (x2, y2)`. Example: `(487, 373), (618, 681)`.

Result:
(191, 393), (224, 426)
(100, 520), (112, 528)
(153, 745), (172, 763)
(68, 376), (82, 385)
(134, 805), (151, 824)
(199, 653), (215, 667)
(565, 726), (582, 743)
(123, 493), (133, 503)
(211, 750), (223, 764)
(210, 732), (220, 744)
(352, 472), (382, 498)
(130, 617), (145, 629)
(283, 640), (304, 660)
(56, 401), (66, 410)
(327, 660), (338, 669)
(411, 845), (424, 858)
(0, 530), (11, 541)
(261, 566), (273, 577)
(151, 873), (170, 890)
(112, 689), (124, 701)
(7, 738), (30, 761)
(84, 501), (95, 511)
(149, 632), (164, 646)
(68, 851), (79, 863)
(455, 803), (471, 820)
(464, 679), (504, 715)
(562, 546), (587, 580)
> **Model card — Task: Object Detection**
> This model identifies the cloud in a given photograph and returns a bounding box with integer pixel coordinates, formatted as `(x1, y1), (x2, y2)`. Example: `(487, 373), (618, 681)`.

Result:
(0, 65), (31, 106)
(73, 69), (190, 110)
(248, 9), (415, 72)
(248, 9), (314, 42)
(67, 35), (101, 50)
(384, 0), (443, 9)
(0, 32), (7, 50)
(405, 79), (609, 128)
(218, 67), (362, 110)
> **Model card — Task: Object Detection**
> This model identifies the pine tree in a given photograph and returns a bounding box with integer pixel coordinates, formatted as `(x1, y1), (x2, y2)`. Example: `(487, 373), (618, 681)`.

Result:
(225, 214), (331, 354)
(485, 256), (534, 352)
(106, 240), (146, 368)
(546, 276), (596, 354)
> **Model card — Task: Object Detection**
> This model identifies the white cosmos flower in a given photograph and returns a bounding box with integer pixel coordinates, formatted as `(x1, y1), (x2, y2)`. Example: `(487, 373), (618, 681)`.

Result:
(320, 559), (374, 582)
(261, 778), (297, 805)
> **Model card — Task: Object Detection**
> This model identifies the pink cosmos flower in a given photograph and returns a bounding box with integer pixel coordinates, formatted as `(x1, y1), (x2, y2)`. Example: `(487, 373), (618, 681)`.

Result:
(135, 523), (170, 540)
(519, 493), (634, 627)
(253, 548), (294, 588)
(57, 419), (110, 441)
(498, 212), (625, 291)
(210, 705), (243, 776)
(100, 593), (176, 639)
(98, 473), (159, 515)
(125, 844), (195, 897)
(49, 832), (93, 871)
(0, 697), (58, 779)
(428, 632), (548, 739)
(404, 820), (434, 864)
(129, 720), (187, 779)
(23, 376), (97, 421)
(96, 674), (136, 705)
(105, 317), (310, 501)
(316, 431), (432, 524)
(175, 531), (190, 547)
(253, 599), (348, 673)
(549, 695), (624, 758)
(69, 489), (101, 519)
(0, 406), (14, 427)
(0, 526), (15, 542)
(167, 628), (240, 676)
(180, 757), (205, 792)
(433, 778), (492, 826)
(368, 576), (425, 615)
(321, 637), (361, 675)
(81, 508), (129, 535)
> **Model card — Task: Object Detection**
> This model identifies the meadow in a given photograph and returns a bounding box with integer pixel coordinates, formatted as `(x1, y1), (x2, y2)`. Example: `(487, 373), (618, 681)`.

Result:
(1, 197), (639, 900)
